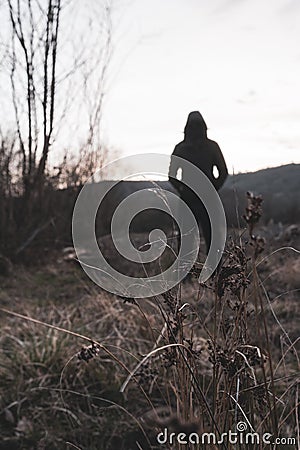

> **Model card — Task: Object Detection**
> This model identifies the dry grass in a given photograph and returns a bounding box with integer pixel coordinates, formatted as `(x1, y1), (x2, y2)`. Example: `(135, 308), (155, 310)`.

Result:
(0, 215), (299, 449)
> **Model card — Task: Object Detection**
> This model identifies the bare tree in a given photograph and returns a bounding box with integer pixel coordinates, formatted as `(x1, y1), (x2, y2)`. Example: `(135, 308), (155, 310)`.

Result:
(4, 0), (112, 199)
(0, 0), (113, 254)
(7, 0), (62, 197)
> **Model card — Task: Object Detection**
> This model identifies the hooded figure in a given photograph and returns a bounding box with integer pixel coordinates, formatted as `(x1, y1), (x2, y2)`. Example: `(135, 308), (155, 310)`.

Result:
(169, 111), (228, 254)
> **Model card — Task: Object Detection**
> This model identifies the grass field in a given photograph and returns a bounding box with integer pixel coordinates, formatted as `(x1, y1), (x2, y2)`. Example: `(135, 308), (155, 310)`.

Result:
(0, 222), (299, 449)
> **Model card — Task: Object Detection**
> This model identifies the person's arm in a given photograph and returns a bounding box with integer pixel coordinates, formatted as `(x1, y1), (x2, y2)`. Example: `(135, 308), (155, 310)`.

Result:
(168, 149), (180, 180)
(168, 147), (183, 192)
(213, 143), (228, 190)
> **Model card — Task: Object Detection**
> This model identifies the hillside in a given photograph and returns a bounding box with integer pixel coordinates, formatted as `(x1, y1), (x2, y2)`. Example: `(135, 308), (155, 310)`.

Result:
(80, 164), (300, 238)
(220, 163), (300, 226)
(1, 163), (299, 261)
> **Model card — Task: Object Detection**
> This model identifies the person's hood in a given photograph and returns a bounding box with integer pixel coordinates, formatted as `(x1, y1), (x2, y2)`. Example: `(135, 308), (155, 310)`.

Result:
(184, 111), (207, 141)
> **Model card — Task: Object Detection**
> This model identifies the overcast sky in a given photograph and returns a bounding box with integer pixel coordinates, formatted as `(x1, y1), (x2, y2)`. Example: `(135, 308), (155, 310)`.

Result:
(101, 0), (300, 174)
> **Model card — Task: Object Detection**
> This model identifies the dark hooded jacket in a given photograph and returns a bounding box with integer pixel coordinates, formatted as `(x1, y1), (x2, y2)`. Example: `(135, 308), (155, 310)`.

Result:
(169, 111), (228, 192)
(168, 111), (228, 253)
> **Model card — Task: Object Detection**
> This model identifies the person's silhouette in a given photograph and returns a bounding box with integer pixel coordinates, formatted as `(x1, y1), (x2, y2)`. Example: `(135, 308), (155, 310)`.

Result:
(169, 111), (228, 254)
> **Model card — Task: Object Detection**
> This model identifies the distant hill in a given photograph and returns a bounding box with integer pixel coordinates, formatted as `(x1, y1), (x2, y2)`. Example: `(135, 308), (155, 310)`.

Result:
(87, 164), (300, 235)
(72, 164), (300, 238)
(2, 163), (298, 259)
(219, 163), (300, 225)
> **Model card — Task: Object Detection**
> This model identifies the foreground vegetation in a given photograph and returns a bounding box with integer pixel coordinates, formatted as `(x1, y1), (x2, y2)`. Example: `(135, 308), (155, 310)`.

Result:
(0, 202), (299, 449)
